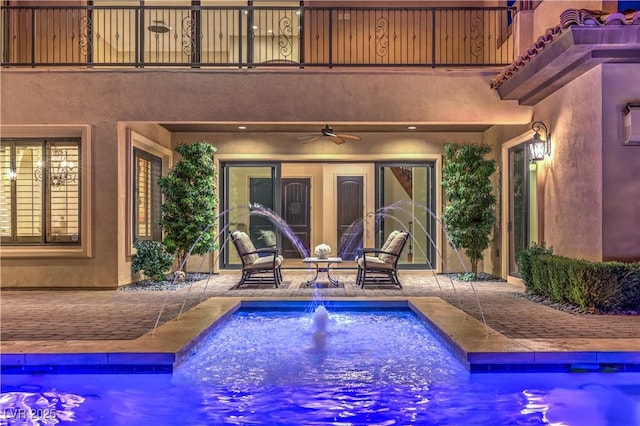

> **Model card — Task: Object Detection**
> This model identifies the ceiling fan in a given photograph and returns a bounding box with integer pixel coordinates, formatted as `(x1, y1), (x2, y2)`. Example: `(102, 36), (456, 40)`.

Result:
(298, 124), (361, 145)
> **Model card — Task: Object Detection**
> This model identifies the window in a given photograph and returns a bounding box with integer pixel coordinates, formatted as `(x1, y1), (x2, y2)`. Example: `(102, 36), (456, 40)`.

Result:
(133, 148), (162, 242)
(126, 129), (172, 258)
(0, 138), (80, 244)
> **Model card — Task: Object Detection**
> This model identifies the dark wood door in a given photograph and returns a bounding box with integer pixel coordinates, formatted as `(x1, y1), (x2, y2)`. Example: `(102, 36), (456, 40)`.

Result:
(249, 177), (275, 250)
(281, 178), (311, 258)
(337, 176), (363, 260)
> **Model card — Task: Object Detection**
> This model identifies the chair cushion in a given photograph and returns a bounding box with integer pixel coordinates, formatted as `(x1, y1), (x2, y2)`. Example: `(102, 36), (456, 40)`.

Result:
(357, 255), (379, 267)
(379, 232), (407, 264)
(245, 254), (283, 270)
(380, 230), (400, 253)
(233, 231), (259, 265)
(358, 256), (394, 270)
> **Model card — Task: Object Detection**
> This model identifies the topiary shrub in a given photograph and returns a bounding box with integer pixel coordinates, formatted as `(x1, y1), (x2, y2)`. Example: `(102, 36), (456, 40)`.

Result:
(132, 240), (175, 282)
(441, 143), (497, 278)
(158, 142), (218, 270)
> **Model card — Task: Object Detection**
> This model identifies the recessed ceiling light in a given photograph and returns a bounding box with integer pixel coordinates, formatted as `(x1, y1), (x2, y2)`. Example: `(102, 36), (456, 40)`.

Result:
(252, 25), (258, 30)
(238, 125), (247, 130)
(267, 29), (273, 34)
(408, 126), (417, 130)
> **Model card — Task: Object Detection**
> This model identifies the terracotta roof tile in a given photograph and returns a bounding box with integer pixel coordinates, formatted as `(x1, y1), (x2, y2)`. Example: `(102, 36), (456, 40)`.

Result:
(490, 9), (640, 90)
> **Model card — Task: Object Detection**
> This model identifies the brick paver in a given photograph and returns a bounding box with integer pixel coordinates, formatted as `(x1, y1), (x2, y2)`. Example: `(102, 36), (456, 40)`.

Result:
(1, 272), (638, 341)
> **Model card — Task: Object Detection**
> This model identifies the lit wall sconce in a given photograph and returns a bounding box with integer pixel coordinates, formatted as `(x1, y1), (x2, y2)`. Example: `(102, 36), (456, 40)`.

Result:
(623, 103), (640, 145)
(529, 121), (550, 161)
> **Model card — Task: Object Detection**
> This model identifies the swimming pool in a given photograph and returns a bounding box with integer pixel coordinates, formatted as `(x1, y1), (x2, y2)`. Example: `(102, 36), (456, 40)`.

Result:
(2, 306), (639, 425)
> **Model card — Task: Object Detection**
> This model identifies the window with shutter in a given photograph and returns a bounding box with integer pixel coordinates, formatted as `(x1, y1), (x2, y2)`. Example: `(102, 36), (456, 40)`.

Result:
(133, 148), (162, 242)
(0, 138), (80, 244)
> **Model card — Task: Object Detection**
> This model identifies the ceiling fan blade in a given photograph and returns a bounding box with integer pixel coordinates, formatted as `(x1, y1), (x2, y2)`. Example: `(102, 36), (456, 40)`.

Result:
(337, 134), (361, 141)
(301, 136), (321, 144)
(299, 126), (359, 145)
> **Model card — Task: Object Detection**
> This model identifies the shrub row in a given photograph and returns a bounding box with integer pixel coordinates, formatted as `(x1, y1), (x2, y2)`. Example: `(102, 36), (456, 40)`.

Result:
(518, 243), (640, 312)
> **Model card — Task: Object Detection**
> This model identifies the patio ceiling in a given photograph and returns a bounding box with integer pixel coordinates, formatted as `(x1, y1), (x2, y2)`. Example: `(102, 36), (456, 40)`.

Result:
(159, 122), (493, 133)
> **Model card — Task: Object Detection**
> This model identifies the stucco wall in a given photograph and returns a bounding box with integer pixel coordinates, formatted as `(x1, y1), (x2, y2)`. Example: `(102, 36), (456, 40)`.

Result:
(532, 1), (609, 38)
(1, 69), (528, 124)
(533, 66), (603, 261)
(601, 63), (640, 262)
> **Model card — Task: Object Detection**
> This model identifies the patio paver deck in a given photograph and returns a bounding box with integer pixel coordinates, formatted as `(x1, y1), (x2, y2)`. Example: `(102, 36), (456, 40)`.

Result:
(1, 271), (639, 372)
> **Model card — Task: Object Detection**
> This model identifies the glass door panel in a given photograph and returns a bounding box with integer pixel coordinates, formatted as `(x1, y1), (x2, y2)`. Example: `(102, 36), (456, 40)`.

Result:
(222, 163), (280, 267)
(508, 145), (537, 277)
(376, 163), (436, 268)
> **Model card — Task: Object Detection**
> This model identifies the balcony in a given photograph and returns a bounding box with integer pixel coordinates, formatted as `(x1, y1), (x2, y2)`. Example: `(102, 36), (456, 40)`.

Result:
(1, 5), (515, 68)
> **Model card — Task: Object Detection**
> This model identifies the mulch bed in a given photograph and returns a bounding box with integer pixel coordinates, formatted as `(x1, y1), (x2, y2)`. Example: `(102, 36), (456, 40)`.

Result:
(119, 273), (213, 291)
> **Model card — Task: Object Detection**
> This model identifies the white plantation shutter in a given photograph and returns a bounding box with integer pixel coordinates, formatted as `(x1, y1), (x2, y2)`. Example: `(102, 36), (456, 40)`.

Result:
(15, 144), (43, 242)
(0, 144), (13, 238)
(134, 149), (162, 242)
(0, 138), (80, 244)
(136, 155), (152, 238)
(47, 142), (80, 243)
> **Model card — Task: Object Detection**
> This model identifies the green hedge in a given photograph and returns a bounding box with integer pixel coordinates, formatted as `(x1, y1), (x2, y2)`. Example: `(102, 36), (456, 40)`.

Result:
(518, 243), (640, 312)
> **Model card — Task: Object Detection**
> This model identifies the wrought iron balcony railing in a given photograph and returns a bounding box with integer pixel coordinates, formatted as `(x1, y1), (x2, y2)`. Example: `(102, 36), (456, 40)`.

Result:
(1, 5), (516, 68)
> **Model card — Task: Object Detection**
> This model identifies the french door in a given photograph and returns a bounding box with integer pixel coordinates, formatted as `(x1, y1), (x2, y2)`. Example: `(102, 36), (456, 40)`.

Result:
(336, 176), (363, 261)
(221, 162), (280, 268)
(376, 162), (436, 269)
(281, 178), (311, 259)
(508, 145), (537, 277)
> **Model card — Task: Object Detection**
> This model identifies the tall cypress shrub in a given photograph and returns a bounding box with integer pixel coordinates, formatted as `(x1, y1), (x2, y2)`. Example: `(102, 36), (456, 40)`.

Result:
(441, 143), (497, 277)
(158, 142), (218, 269)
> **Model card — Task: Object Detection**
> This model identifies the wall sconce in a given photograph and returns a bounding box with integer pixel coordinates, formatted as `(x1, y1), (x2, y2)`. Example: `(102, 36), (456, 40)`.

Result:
(529, 121), (550, 161)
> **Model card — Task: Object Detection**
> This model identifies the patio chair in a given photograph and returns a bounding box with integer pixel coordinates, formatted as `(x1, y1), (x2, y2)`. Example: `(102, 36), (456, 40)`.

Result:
(230, 230), (283, 287)
(356, 231), (409, 288)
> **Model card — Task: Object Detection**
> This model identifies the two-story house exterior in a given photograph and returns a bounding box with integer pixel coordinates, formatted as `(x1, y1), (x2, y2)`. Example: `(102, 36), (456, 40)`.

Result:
(1, 0), (638, 289)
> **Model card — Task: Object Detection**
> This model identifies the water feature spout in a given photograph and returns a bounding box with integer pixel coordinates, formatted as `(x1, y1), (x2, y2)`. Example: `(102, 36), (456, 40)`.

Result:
(309, 305), (329, 352)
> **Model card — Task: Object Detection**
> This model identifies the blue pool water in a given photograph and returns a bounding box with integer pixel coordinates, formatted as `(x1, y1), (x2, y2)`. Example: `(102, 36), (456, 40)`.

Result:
(2, 307), (639, 425)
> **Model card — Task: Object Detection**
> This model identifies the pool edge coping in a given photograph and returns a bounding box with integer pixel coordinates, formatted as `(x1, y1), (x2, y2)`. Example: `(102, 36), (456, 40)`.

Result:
(2, 297), (639, 374)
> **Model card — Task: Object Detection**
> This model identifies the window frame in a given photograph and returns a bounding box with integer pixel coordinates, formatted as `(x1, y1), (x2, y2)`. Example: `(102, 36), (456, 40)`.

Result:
(126, 129), (172, 260)
(0, 125), (92, 259)
(133, 147), (163, 242)
(1, 138), (81, 245)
